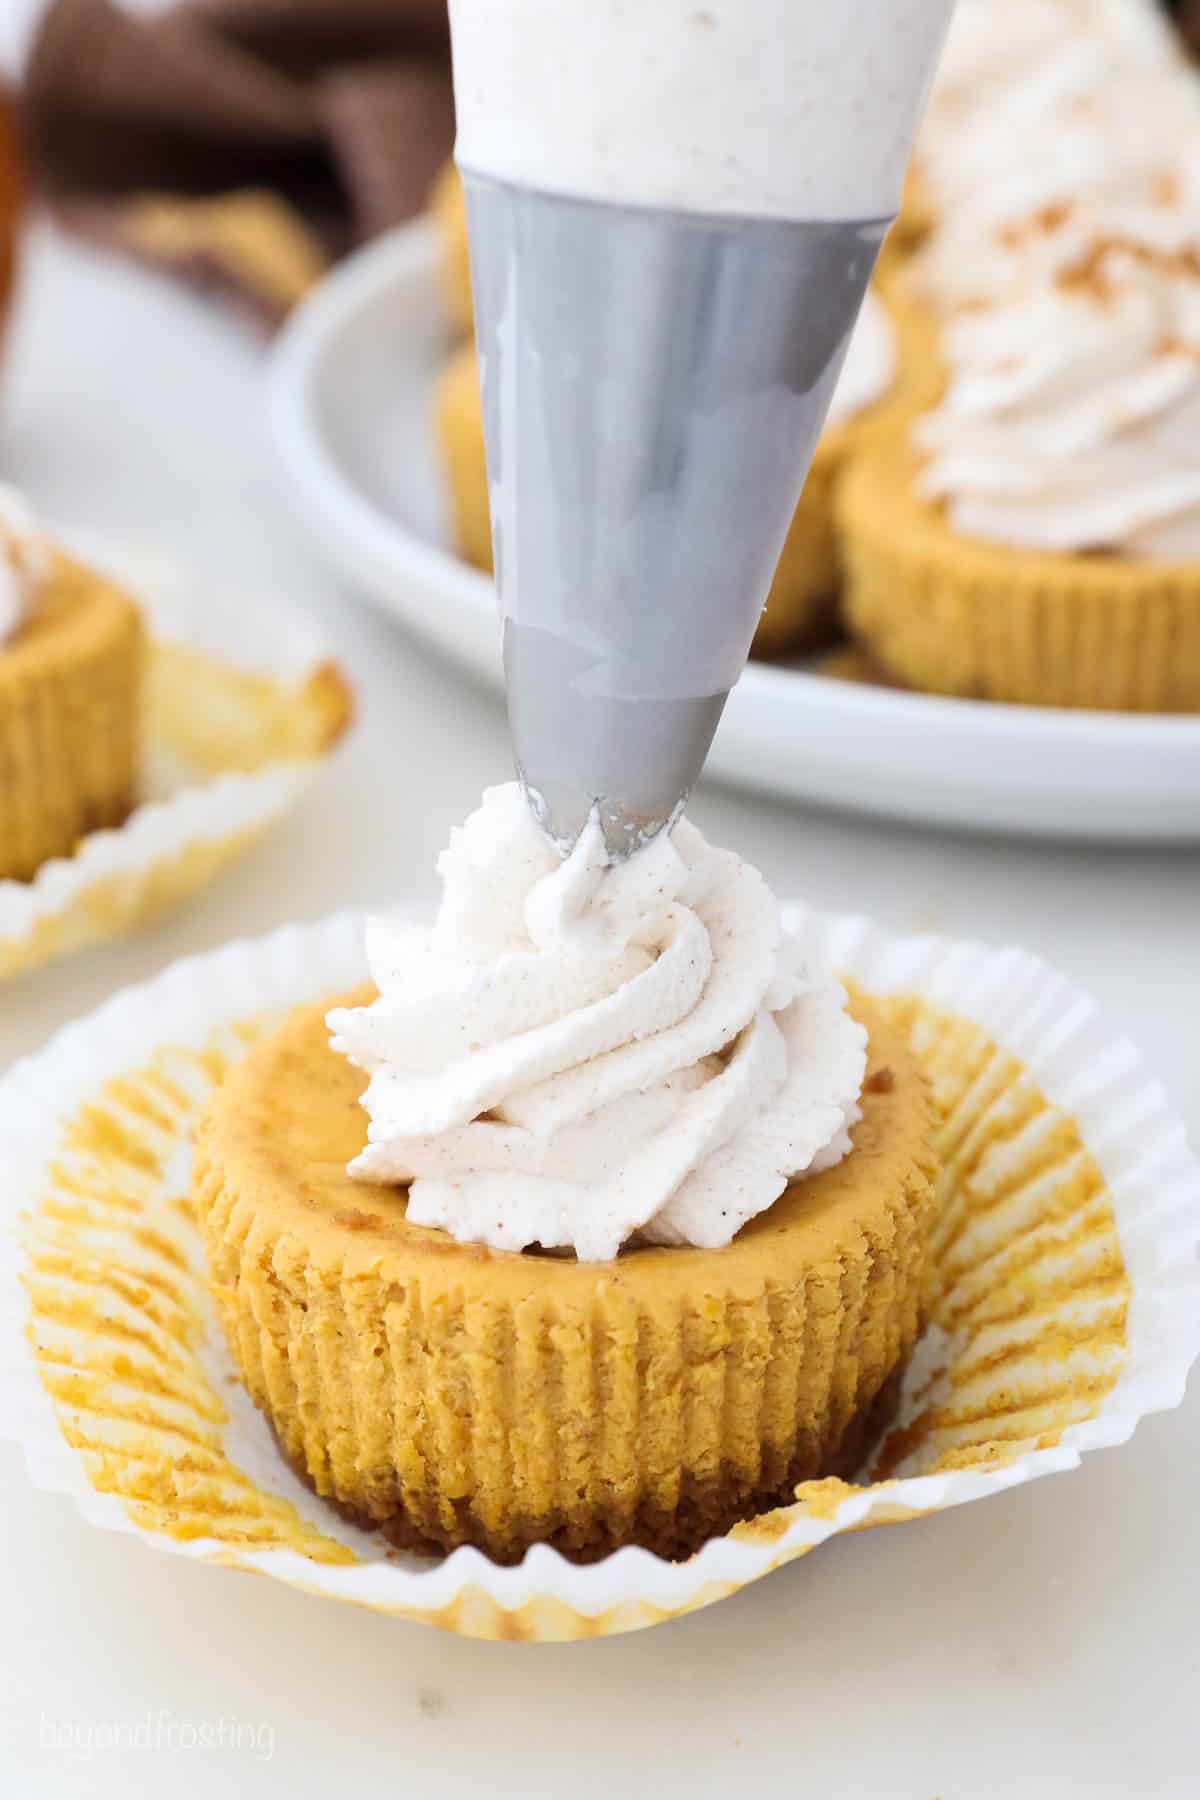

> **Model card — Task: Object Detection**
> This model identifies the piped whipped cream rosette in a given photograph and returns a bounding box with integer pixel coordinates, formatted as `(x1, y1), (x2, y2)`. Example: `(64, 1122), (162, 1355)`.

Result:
(911, 0), (1200, 553)
(914, 0), (1194, 279)
(330, 785), (866, 1261)
(913, 257), (1200, 557)
(839, 0), (1200, 710)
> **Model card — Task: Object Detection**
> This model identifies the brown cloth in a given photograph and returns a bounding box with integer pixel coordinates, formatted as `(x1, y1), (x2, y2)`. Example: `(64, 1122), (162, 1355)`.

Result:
(1172, 0), (1200, 57)
(21, 0), (455, 326)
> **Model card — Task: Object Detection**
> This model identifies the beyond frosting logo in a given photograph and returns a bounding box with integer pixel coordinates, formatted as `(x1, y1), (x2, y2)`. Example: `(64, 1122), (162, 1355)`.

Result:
(36, 1711), (276, 1763)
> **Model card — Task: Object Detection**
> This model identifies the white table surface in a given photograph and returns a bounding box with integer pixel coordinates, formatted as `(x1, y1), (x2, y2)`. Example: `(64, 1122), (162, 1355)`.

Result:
(1, 220), (1198, 1800)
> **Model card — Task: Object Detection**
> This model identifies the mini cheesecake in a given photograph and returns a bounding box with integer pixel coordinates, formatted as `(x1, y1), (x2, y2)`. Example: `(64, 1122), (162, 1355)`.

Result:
(193, 984), (937, 1563)
(0, 552), (143, 882)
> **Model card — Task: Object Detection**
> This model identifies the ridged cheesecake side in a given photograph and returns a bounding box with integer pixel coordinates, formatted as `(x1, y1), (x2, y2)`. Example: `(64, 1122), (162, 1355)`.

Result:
(839, 438), (1200, 711)
(0, 552), (144, 882)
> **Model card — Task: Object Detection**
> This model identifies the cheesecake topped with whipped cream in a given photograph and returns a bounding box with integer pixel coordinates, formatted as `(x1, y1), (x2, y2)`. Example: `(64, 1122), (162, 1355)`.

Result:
(193, 787), (938, 1561)
(839, 0), (1200, 710)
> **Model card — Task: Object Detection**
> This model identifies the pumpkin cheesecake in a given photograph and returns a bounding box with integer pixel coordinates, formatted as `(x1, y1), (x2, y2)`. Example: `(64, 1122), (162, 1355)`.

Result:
(194, 787), (939, 1562)
(0, 491), (143, 882)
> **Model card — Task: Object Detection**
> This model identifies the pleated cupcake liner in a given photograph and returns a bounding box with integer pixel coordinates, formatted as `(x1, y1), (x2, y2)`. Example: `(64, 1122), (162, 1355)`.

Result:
(0, 536), (351, 979)
(838, 439), (1200, 711)
(0, 907), (1197, 1640)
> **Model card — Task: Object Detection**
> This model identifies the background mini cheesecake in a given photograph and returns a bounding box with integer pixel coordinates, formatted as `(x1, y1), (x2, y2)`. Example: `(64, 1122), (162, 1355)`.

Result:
(0, 548), (144, 883)
(833, 0), (1200, 711)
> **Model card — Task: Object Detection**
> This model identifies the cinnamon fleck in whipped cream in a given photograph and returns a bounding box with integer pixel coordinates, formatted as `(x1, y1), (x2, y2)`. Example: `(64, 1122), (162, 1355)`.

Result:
(329, 785), (866, 1262)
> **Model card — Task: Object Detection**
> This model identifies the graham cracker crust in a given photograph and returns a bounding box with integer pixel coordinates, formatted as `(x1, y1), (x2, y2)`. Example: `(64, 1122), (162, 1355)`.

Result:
(269, 1363), (906, 1567)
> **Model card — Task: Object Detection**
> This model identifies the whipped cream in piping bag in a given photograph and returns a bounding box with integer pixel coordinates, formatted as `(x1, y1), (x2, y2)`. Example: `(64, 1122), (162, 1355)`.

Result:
(449, 0), (954, 222)
(329, 786), (866, 1264)
(0, 486), (50, 644)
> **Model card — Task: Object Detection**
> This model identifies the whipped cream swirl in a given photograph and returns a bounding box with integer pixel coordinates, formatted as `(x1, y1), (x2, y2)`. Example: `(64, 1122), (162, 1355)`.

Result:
(915, 253), (1200, 557)
(909, 0), (1200, 557)
(329, 786), (865, 1263)
(0, 486), (50, 645)
(916, 0), (1189, 283)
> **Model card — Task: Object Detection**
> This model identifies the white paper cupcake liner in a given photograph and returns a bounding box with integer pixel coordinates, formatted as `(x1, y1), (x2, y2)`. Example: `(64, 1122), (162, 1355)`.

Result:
(0, 536), (352, 979)
(1, 907), (1197, 1640)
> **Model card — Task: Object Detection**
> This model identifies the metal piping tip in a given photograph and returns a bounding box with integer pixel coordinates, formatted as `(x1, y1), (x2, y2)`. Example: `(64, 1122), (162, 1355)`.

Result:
(464, 174), (887, 858)
(503, 612), (727, 859)
(518, 778), (687, 864)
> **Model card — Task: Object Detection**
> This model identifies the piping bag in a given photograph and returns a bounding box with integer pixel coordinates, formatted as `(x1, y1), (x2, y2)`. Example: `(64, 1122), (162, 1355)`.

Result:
(448, 1), (956, 858)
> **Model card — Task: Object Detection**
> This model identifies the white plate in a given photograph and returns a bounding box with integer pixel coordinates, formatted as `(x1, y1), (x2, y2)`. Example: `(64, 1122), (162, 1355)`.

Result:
(267, 222), (1200, 843)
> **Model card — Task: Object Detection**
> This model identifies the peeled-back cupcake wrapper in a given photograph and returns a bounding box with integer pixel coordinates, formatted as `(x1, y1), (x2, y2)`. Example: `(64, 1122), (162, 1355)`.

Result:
(0, 536), (350, 979)
(0, 908), (1197, 1641)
